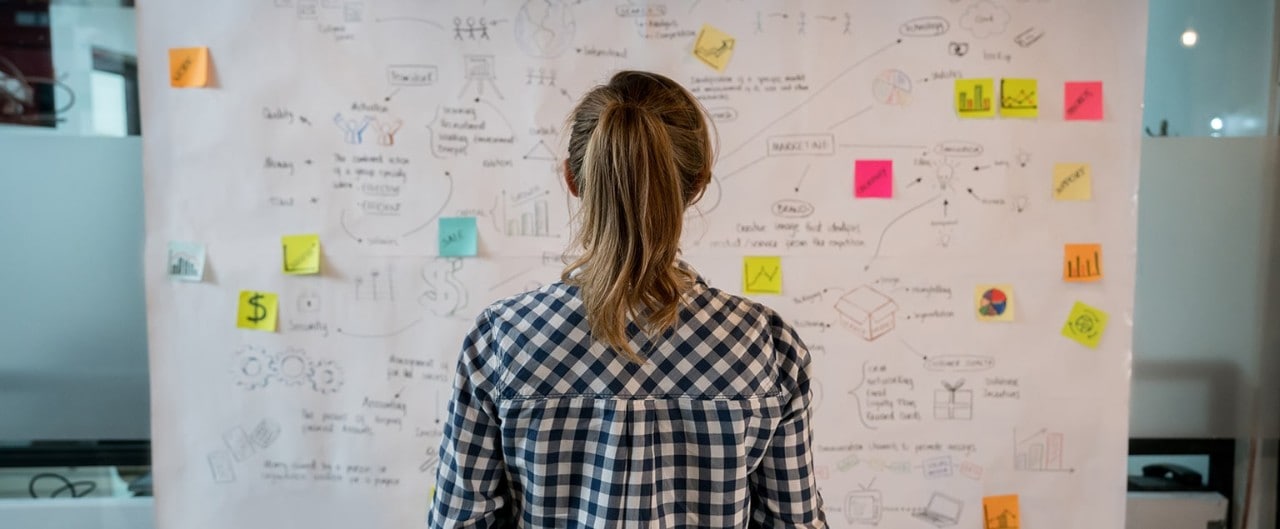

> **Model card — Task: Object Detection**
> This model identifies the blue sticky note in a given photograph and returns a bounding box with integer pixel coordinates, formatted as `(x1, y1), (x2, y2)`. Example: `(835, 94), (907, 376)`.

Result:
(438, 217), (478, 257)
(168, 241), (206, 281)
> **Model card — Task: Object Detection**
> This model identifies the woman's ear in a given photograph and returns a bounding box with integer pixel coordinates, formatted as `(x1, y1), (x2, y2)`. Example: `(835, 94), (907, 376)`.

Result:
(563, 159), (580, 197)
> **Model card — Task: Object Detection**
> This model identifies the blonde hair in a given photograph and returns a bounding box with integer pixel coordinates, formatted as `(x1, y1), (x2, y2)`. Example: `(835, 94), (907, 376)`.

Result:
(561, 71), (713, 363)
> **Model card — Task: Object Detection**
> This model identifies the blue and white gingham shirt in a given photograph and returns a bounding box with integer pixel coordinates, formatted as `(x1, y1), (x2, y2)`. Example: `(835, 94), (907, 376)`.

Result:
(428, 265), (827, 528)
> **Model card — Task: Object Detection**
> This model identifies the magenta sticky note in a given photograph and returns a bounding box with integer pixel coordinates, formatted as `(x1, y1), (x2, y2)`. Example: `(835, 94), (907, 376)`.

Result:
(855, 160), (893, 198)
(1064, 81), (1103, 121)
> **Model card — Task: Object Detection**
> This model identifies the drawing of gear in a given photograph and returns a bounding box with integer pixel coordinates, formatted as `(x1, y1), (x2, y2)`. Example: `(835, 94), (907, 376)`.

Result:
(232, 345), (273, 389)
(271, 348), (313, 386)
(309, 360), (344, 395)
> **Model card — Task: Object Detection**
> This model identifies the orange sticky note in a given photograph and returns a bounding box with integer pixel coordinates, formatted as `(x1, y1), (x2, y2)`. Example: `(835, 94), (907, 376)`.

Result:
(983, 495), (1020, 529)
(1063, 243), (1103, 282)
(169, 47), (209, 88)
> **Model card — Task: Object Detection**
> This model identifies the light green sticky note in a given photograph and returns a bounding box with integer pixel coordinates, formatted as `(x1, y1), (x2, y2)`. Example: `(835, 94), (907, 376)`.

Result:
(282, 234), (321, 274)
(438, 217), (478, 257)
(743, 256), (782, 294)
(1061, 301), (1109, 348)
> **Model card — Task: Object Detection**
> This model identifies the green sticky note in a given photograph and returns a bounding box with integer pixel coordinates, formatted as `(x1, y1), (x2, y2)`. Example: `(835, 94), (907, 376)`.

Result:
(282, 234), (321, 274)
(438, 217), (478, 257)
(1061, 301), (1109, 348)
(743, 256), (782, 294)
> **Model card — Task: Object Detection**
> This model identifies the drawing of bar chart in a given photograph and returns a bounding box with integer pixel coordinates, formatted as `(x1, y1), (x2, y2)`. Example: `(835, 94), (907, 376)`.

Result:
(506, 199), (549, 237)
(1014, 428), (1069, 472)
(495, 189), (553, 238)
(956, 79), (995, 117)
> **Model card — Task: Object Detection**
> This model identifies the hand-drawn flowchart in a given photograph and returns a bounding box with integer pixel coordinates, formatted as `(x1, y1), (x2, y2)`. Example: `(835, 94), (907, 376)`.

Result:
(142, 1), (1145, 528)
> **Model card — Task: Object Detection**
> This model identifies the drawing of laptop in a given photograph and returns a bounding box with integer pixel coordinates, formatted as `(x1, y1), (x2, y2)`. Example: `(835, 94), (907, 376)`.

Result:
(913, 492), (963, 527)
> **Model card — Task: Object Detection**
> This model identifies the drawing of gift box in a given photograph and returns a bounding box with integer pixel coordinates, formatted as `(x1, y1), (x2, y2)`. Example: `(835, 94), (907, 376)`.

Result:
(934, 380), (973, 420)
(835, 286), (897, 341)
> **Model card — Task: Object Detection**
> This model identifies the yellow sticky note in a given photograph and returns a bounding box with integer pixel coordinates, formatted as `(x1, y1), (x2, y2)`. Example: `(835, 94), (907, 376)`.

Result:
(955, 78), (996, 118)
(1063, 243), (1103, 282)
(237, 291), (278, 332)
(169, 47), (209, 88)
(693, 24), (735, 72)
(1000, 78), (1038, 118)
(1061, 301), (1109, 348)
(1053, 163), (1092, 200)
(743, 256), (782, 294)
(983, 495), (1021, 529)
(975, 284), (1015, 322)
(282, 234), (321, 275)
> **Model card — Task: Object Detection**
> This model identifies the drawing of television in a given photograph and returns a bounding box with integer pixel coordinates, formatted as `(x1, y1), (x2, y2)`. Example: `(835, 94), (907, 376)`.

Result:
(845, 490), (882, 525)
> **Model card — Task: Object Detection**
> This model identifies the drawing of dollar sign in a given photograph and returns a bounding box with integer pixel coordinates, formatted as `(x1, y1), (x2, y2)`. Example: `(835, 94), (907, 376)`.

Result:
(246, 293), (269, 323)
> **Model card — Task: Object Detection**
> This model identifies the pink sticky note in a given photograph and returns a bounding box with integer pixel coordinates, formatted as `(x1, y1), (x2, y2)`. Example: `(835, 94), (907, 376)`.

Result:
(1064, 81), (1103, 121)
(855, 160), (893, 198)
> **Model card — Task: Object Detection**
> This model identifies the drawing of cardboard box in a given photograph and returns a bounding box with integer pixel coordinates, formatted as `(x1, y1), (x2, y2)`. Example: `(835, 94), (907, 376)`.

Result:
(835, 286), (898, 341)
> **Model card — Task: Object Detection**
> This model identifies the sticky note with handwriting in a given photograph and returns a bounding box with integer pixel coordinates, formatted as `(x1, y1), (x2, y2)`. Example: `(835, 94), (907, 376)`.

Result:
(1065, 81), (1104, 120)
(855, 160), (893, 198)
(237, 291), (278, 332)
(1063, 243), (1103, 282)
(438, 217), (478, 257)
(1062, 301), (1109, 348)
(169, 47), (210, 88)
(693, 24), (736, 72)
(1000, 78), (1038, 118)
(282, 234), (321, 275)
(743, 256), (782, 294)
(955, 78), (996, 118)
(1053, 163), (1092, 200)
(168, 241), (206, 282)
(983, 495), (1020, 529)
(975, 284), (1015, 322)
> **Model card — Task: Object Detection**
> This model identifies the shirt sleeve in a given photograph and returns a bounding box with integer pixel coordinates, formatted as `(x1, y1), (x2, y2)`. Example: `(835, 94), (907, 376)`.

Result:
(749, 314), (827, 528)
(428, 309), (515, 529)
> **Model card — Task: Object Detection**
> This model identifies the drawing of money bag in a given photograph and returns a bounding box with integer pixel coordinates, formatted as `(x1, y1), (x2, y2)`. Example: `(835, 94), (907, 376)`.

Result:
(419, 258), (468, 317)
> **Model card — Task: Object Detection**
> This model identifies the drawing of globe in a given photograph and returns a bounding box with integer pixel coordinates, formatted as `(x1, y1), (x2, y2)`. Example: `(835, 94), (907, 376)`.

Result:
(514, 0), (576, 58)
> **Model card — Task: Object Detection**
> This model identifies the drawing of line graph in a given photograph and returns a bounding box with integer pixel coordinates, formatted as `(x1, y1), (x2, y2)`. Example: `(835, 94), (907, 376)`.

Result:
(746, 266), (779, 288)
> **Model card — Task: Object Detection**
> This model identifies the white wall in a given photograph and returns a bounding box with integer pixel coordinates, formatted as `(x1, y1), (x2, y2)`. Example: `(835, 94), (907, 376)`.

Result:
(1132, 136), (1280, 529)
(1143, 0), (1276, 136)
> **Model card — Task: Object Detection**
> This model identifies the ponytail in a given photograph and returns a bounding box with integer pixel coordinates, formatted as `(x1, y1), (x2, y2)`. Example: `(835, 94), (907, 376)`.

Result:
(562, 71), (713, 363)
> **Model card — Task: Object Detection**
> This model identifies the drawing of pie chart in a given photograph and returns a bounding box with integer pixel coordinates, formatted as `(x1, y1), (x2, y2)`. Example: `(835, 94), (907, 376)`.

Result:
(979, 288), (1008, 316)
(872, 70), (912, 105)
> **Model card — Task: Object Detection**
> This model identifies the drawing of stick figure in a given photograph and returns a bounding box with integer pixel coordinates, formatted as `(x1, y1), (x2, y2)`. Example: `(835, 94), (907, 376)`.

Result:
(466, 17), (478, 39)
(333, 113), (371, 144)
(479, 17), (490, 39)
(453, 17), (464, 40)
(372, 117), (403, 146)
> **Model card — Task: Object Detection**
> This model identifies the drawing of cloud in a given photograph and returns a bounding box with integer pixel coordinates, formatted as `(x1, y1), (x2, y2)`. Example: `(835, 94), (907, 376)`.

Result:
(960, 0), (1011, 38)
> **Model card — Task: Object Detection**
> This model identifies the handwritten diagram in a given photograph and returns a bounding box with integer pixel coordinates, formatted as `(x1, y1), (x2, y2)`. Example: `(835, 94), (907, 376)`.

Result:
(141, 1), (1145, 528)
